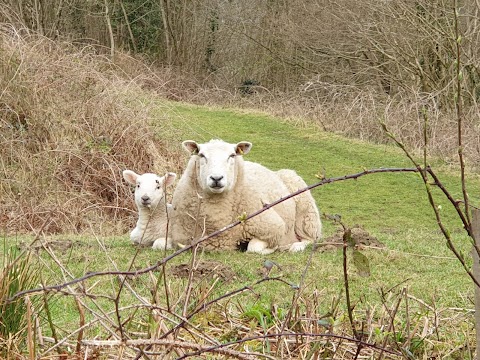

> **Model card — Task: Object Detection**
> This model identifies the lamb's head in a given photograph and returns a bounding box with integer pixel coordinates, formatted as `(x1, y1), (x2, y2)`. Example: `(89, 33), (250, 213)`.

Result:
(123, 170), (176, 210)
(183, 139), (252, 195)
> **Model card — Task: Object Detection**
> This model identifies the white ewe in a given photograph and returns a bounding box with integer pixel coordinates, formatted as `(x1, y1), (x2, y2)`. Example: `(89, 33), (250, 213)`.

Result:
(276, 169), (322, 251)
(169, 139), (322, 254)
(123, 170), (176, 249)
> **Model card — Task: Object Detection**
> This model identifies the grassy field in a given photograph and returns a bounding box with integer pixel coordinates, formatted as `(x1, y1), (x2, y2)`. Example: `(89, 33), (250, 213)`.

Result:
(3, 101), (479, 359)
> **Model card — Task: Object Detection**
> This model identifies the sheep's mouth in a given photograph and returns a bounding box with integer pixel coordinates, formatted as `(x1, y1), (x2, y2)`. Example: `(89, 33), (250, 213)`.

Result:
(141, 200), (152, 207)
(208, 185), (225, 193)
(207, 181), (226, 193)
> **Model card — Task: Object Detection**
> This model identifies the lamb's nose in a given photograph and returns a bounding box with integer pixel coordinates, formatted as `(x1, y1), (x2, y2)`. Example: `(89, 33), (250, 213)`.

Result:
(141, 195), (150, 202)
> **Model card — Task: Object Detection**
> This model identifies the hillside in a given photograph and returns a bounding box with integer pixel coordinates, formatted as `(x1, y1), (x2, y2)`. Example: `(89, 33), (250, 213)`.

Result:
(1, 28), (479, 359)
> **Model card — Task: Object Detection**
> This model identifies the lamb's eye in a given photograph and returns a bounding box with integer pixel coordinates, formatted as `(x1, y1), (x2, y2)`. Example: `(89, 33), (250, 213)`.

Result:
(136, 184), (140, 188)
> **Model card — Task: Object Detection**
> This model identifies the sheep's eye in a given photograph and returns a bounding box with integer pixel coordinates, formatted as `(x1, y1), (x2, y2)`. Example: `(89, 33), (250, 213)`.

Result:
(155, 179), (161, 189)
(136, 184), (140, 188)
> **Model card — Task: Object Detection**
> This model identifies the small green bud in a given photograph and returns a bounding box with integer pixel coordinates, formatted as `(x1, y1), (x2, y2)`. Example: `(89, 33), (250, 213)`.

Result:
(238, 212), (247, 222)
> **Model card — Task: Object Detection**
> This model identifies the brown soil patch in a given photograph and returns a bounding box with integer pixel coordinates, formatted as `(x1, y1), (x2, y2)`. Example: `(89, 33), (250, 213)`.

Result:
(17, 239), (75, 253)
(321, 225), (385, 251)
(170, 260), (237, 282)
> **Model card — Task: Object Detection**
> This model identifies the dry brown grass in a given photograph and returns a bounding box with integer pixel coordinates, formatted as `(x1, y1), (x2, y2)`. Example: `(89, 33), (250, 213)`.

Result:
(0, 25), (185, 235)
(4, 232), (474, 359)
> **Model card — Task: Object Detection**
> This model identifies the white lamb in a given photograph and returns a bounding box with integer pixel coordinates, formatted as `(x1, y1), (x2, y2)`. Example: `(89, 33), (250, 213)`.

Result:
(123, 169), (176, 249)
(169, 139), (322, 254)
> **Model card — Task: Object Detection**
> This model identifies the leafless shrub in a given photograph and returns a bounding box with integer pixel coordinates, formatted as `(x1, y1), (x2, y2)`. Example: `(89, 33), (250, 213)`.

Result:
(0, 26), (184, 235)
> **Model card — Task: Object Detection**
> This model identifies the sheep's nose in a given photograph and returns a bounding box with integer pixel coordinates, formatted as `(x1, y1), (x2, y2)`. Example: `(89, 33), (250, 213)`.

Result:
(210, 175), (223, 182)
(141, 195), (150, 202)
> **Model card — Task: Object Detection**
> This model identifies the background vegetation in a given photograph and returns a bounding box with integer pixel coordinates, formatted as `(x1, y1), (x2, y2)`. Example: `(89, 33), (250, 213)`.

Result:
(1, 1), (480, 359)
(2, 0), (479, 161)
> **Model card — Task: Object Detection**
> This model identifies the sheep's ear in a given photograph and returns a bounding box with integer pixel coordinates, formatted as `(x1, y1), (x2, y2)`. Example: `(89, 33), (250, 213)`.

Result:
(164, 172), (176, 187)
(182, 140), (200, 155)
(235, 142), (252, 155)
(123, 170), (139, 185)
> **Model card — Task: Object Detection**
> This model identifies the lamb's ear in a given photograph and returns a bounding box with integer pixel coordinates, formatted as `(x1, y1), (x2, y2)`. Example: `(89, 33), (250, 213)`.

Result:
(182, 140), (200, 155)
(123, 170), (139, 185)
(235, 141), (252, 155)
(164, 172), (176, 187)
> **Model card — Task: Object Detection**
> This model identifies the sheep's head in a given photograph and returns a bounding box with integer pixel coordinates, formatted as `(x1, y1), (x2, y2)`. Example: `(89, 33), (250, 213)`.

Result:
(123, 170), (176, 210)
(183, 139), (252, 195)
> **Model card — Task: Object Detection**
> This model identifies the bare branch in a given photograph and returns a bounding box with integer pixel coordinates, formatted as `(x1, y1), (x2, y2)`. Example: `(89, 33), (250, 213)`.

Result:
(382, 121), (480, 288)
(175, 332), (401, 359)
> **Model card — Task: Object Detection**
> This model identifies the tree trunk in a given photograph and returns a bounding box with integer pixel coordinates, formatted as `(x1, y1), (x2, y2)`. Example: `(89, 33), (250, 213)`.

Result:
(472, 209), (480, 359)
(104, 0), (115, 58)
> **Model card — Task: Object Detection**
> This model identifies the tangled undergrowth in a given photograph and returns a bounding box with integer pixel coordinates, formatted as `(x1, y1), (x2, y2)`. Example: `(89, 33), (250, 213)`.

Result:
(0, 26), (184, 235)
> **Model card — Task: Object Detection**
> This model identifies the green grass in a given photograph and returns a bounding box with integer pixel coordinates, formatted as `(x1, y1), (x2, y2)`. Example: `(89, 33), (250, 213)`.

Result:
(161, 102), (475, 233)
(3, 101), (478, 358)
(155, 101), (476, 316)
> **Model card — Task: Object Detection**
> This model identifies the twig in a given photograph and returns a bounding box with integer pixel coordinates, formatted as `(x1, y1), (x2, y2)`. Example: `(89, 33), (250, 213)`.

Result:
(41, 282), (60, 351)
(276, 234), (321, 356)
(160, 276), (291, 340)
(74, 296), (84, 354)
(342, 227), (358, 340)
(381, 122), (480, 288)
(327, 216), (360, 341)
(182, 195), (205, 318)
(162, 188), (172, 312)
(7, 215), (52, 271)
(26, 296), (34, 360)
(424, 168), (471, 237)
(377, 290), (404, 360)
(83, 338), (257, 360)
(174, 332), (401, 359)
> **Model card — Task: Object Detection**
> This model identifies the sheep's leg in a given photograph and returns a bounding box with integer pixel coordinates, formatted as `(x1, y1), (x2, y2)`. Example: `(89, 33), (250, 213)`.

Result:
(130, 228), (154, 246)
(289, 240), (311, 252)
(245, 210), (285, 254)
(152, 237), (172, 250)
(170, 217), (197, 249)
(247, 239), (277, 254)
(130, 228), (142, 244)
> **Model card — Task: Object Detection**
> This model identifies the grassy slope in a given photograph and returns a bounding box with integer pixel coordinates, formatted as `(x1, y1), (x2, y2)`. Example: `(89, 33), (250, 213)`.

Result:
(156, 102), (475, 308)
(4, 100), (477, 356)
